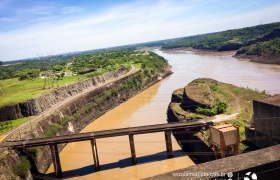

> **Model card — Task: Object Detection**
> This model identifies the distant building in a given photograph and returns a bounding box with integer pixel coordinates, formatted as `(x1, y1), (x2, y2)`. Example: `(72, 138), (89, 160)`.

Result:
(0, 61), (3, 66)
(246, 95), (280, 148)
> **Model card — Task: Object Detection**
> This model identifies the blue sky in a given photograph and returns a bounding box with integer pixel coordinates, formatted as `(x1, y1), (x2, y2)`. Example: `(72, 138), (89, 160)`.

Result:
(1, 0), (280, 61)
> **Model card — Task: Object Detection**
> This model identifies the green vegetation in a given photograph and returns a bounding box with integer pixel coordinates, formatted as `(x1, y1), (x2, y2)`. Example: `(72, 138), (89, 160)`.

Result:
(161, 22), (280, 50)
(0, 75), (85, 106)
(196, 101), (228, 116)
(43, 123), (62, 137)
(190, 79), (269, 152)
(170, 78), (269, 152)
(199, 119), (253, 153)
(0, 49), (167, 107)
(237, 37), (280, 58)
(13, 156), (31, 178)
(37, 52), (167, 137)
(57, 70), (160, 128)
(24, 147), (40, 158)
(0, 116), (34, 135)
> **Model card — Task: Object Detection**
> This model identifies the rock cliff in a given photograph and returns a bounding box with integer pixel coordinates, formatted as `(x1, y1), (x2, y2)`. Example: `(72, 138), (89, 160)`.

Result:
(167, 79), (217, 163)
(0, 65), (173, 179)
(0, 68), (128, 121)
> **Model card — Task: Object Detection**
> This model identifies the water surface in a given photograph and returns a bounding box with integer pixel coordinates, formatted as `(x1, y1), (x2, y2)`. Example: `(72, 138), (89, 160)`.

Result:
(47, 50), (280, 179)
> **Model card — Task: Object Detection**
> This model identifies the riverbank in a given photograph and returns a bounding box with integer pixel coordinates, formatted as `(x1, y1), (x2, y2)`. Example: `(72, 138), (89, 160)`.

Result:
(45, 69), (196, 180)
(0, 63), (173, 179)
(234, 54), (280, 65)
(161, 47), (280, 65)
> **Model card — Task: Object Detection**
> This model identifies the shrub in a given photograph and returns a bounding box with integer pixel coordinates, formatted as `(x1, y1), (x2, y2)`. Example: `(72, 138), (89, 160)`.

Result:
(43, 123), (62, 137)
(196, 101), (228, 116)
(25, 147), (40, 157)
(215, 101), (228, 114)
(13, 156), (31, 178)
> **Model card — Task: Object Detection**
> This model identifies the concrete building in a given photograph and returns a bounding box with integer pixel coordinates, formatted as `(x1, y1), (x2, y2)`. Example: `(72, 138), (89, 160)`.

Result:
(246, 95), (280, 148)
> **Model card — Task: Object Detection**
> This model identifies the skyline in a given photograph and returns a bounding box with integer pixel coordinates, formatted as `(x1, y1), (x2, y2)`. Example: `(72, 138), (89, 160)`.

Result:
(1, 0), (280, 61)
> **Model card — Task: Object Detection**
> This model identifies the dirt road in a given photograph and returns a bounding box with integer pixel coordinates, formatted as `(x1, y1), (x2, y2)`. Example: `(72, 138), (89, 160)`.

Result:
(199, 91), (241, 123)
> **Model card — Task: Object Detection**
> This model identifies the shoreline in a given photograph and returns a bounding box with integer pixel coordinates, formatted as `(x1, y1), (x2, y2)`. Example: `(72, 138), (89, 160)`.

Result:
(161, 47), (237, 56)
(161, 47), (280, 65)
(0, 64), (174, 180)
(43, 67), (173, 174)
(234, 54), (280, 65)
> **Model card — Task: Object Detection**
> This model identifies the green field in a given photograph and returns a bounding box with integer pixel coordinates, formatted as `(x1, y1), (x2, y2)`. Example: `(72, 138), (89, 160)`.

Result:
(0, 116), (34, 135)
(0, 75), (86, 107)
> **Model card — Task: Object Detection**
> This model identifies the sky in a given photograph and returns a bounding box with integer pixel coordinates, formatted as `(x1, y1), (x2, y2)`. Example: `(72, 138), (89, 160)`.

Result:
(1, 0), (280, 61)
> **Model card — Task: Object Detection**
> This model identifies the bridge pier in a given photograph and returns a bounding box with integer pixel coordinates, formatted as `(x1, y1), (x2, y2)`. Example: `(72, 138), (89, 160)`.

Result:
(129, 133), (137, 165)
(49, 144), (62, 177)
(164, 129), (173, 158)
(90, 138), (100, 171)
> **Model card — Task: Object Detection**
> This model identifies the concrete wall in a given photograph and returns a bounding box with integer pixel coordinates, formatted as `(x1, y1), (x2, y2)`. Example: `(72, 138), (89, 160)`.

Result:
(245, 127), (279, 148)
(147, 144), (280, 180)
(253, 100), (280, 141)
(248, 99), (280, 148)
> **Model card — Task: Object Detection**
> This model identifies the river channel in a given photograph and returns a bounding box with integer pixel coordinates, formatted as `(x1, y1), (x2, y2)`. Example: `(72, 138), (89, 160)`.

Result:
(47, 49), (280, 179)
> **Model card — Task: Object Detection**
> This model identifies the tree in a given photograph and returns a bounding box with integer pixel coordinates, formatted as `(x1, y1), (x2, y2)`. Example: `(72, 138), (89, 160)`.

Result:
(18, 72), (29, 81)
(13, 156), (31, 178)
(0, 61), (3, 66)
(61, 72), (65, 78)
(0, 81), (4, 95)
(27, 69), (39, 79)
(52, 65), (63, 72)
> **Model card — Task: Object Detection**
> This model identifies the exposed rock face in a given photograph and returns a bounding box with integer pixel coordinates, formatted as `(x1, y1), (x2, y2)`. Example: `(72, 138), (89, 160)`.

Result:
(167, 79), (216, 163)
(0, 68), (129, 121)
(245, 28), (280, 46)
(170, 88), (184, 103)
(181, 82), (215, 111)
(0, 152), (22, 180)
(218, 43), (243, 51)
(1, 66), (173, 178)
(233, 29), (280, 65)
(167, 79), (215, 122)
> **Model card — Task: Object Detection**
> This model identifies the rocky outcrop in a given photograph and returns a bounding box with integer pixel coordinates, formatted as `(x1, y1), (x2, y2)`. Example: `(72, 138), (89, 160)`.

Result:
(181, 82), (215, 111)
(170, 88), (184, 103)
(167, 89), (216, 163)
(0, 68), (129, 121)
(245, 29), (280, 46)
(233, 29), (280, 65)
(217, 29), (280, 52)
(167, 79), (215, 123)
(218, 42), (243, 51)
(167, 79), (217, 163)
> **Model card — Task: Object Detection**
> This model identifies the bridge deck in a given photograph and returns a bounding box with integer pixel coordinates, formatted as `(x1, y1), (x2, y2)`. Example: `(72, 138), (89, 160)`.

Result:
(1, 121), (210, 148)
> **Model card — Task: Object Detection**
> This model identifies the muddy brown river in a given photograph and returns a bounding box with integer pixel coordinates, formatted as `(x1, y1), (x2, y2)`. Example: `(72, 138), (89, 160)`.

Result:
(47, 50), (280, 179)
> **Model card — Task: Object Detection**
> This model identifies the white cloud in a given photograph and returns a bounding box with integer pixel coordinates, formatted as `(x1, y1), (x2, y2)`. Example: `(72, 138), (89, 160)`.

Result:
(1, 0), (280, 61)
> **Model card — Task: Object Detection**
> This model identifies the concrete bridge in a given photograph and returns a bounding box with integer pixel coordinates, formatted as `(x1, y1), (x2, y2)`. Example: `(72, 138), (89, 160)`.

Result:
(0, 121), (213, 177)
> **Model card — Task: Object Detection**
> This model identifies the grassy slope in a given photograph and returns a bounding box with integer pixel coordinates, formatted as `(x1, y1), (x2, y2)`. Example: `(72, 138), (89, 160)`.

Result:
(0, 116), (34, 135)
(198, 79), (269, 152)
(0, 75), (86, 106)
